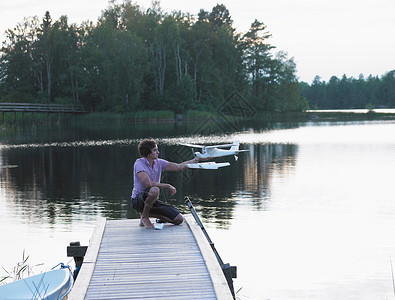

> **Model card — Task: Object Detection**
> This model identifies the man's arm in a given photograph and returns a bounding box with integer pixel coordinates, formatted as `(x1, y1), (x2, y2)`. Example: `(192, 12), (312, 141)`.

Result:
(137, 171), (176, 195)
(165, 157), (199, 171)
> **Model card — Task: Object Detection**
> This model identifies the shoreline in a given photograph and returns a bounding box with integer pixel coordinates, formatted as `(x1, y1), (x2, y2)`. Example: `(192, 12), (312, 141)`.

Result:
(1, 109), (395, 128)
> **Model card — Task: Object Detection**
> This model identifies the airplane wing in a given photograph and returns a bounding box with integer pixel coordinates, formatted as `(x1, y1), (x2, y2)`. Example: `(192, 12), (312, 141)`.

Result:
(204, 143), (236, 149)
(186, 162), (230, 169)
(180, 143), (206, 148)
(181, 141), (239, 149)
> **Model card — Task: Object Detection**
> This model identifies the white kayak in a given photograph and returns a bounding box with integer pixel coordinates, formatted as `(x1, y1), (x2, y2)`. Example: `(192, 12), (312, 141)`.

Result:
(0, 265), (73, 300)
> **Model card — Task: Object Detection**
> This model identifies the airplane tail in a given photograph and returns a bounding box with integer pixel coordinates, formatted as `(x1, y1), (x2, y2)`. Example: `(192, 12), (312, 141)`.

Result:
(230, 140), (240, 151)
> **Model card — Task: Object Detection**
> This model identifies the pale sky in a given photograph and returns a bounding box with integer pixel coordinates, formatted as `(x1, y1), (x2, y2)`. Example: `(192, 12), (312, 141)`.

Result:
(1, 0), (394, 83)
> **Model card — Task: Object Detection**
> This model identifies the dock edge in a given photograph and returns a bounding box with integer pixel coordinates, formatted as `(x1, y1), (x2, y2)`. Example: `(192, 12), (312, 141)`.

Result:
(68, 217), (107, 300)
(185, 215), (235, 299)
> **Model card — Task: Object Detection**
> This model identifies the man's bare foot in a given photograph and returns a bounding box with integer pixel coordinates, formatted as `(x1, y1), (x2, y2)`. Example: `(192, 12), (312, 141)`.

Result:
(140, 217), (154, 229)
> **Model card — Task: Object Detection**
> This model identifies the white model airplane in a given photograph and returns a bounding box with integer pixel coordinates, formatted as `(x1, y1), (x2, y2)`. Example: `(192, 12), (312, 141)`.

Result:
(182, 140), (248, 161)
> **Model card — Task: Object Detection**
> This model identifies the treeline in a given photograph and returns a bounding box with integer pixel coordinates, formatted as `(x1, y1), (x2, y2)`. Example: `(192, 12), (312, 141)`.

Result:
(300, 72), (395, 109)
(0, 1), (308, 113)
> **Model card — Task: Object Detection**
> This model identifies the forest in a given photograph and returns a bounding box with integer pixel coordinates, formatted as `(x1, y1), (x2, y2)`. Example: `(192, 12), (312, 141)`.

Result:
(1, 1), (394, 113)
(300, 72), (395, 109)
(0, 1), (308, 113)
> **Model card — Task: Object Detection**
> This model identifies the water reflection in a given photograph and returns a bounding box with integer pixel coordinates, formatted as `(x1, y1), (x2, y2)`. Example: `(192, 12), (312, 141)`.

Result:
(237, 143), (298, 211)
(2, 121), (394, 225)
(7, 121), (394, 225)
(1, 146), (137, 224)
(2, 120), (395, 299)
(0, 128), (300, 229)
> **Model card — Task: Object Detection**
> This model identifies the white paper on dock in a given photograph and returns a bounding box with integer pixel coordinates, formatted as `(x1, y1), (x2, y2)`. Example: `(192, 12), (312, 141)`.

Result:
(154, 223), (164, 230)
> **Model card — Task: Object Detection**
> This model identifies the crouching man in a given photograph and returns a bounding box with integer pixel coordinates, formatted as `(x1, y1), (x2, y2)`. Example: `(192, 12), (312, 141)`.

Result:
(131, 139), (199, 228)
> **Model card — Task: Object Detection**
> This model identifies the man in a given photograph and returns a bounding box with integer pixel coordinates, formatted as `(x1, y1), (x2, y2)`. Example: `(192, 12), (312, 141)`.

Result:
(131, 139), (200, 228)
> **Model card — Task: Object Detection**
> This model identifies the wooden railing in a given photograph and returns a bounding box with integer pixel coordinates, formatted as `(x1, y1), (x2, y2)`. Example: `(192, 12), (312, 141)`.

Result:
(0, 102), (88, 114)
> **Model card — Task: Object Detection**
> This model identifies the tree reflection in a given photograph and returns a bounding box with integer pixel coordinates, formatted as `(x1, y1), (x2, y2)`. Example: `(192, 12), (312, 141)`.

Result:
(1, 136), (298, 228)
(163, 143), (298, 227)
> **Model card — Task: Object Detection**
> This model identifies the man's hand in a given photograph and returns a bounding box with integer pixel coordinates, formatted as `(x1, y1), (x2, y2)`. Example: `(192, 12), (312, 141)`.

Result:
(167, 184), (176, 196)
(196, 156), (212, 162)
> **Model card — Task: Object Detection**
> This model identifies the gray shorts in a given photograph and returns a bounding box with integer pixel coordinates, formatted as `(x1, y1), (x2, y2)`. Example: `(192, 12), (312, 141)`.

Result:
(132, 187), (180, 220)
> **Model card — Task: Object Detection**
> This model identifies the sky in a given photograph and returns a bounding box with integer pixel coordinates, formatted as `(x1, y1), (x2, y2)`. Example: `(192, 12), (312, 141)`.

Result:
(1, 0), (394, 83)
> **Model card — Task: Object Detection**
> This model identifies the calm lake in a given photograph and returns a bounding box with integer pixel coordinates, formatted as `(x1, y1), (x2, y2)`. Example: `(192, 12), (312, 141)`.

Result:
(1, 115), (395, 299)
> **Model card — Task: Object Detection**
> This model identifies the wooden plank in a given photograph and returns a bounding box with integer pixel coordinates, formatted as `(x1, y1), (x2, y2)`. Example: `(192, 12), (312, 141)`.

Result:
(68, 217), (233, 300)
(86, 219), (217, 300)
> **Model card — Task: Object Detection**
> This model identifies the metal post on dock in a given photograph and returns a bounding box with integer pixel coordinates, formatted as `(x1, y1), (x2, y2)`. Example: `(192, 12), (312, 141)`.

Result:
(67, 241), (88, 280)
(185, 196), (237, 299)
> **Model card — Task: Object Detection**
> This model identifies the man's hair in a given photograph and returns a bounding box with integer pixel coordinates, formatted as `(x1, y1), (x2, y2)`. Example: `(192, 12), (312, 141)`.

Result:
(138, 139), (157, 157)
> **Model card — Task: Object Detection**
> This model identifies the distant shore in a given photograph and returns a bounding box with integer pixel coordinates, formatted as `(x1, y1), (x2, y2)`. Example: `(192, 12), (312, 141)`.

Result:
(2, 109), (395, 128)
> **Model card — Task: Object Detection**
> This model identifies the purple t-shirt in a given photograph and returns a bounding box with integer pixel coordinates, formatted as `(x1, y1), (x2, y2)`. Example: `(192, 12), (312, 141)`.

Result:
(131, 157), (169, 199)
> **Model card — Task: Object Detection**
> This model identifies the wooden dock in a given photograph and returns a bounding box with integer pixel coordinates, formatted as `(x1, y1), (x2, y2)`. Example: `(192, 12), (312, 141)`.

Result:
(0, 102), (87, 122)
(68, 216), (234, 300)
(0, 102), (87, 114)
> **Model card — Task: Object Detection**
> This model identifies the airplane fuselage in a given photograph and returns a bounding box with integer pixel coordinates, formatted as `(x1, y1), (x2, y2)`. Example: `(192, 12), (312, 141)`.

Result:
(194, 148), (241, 159)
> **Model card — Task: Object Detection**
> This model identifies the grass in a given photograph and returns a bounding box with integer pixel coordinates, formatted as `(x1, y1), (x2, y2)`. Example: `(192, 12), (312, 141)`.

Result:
(0, 109), (219, 126)
(4, 109), (394, 129)
(72, 110), (216, 124)
(0, 250), (43, 285)
(184, 110), (215, 120)
(134, 110), (175, 122)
